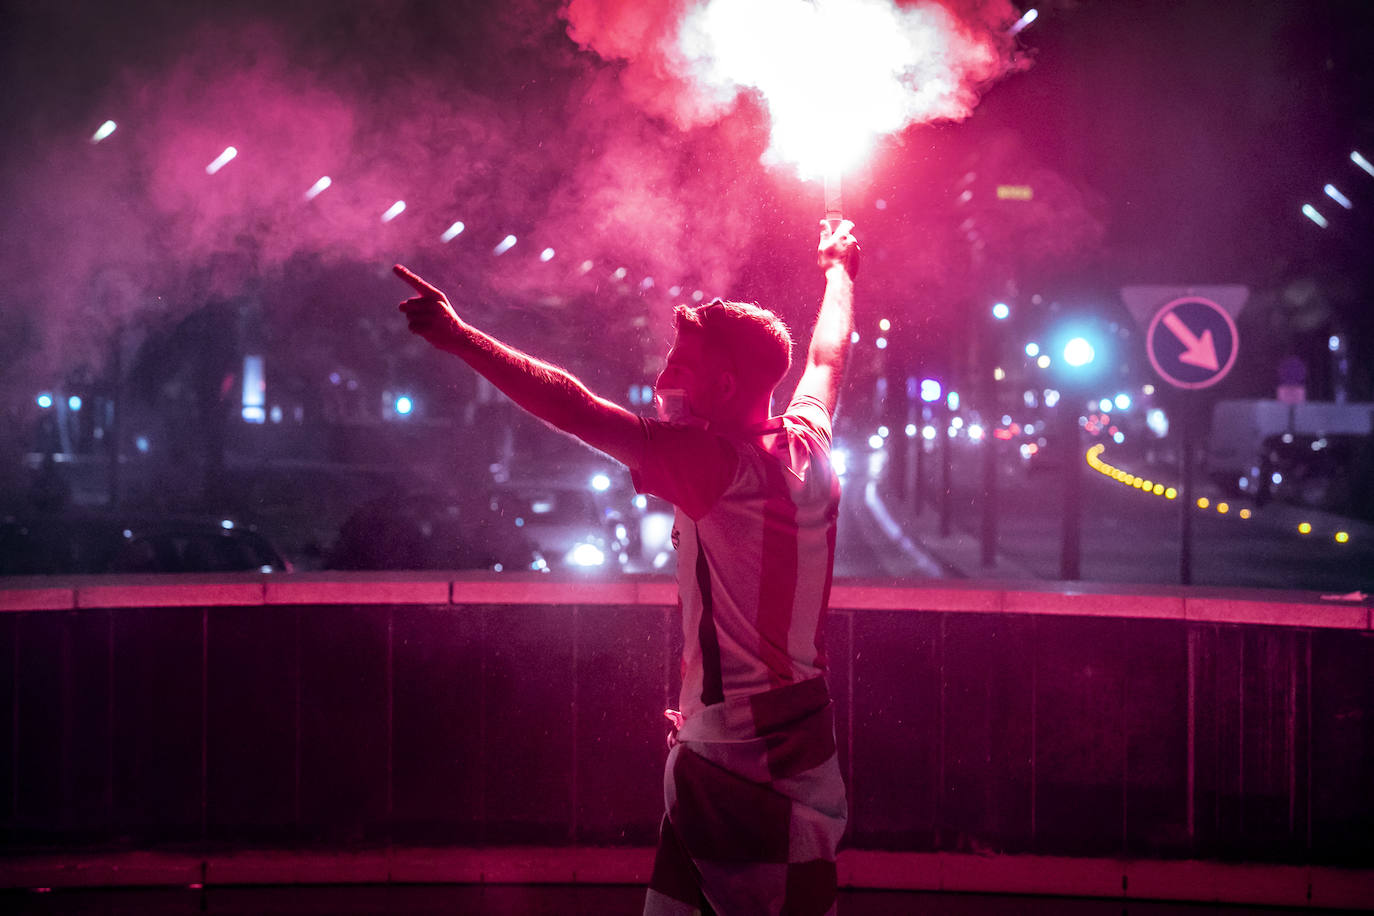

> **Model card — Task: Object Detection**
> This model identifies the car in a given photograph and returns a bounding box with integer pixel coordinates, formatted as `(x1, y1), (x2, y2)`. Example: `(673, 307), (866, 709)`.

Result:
(327, 489), (546, 572)
(488, 481), (632, 573)
(0, 513), (292, 575)
(1244, 432), (1362, 509)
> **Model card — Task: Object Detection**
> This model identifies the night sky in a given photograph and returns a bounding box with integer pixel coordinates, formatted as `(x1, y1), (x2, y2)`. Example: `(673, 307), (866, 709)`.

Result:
(1, 0), (1370, 396)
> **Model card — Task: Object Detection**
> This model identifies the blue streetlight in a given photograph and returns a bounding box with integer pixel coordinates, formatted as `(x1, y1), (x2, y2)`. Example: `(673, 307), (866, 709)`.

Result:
(992, 302), (1010, 320)
(1063, 337), (1095, 368)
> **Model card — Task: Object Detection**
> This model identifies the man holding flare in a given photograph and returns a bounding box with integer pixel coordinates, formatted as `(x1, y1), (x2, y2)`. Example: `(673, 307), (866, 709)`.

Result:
(395, 217), (858, 915)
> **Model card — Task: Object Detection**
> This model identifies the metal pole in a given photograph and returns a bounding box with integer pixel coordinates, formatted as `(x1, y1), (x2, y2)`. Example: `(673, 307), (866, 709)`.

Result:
(914, 406), (927, 514)
(1179, 408), (1194, 585)
(1059, 398), (1081, 580)
(107, 325), (122, 508)
(980, 338), (998, 568)
(981, 416), (997, 567)
(903, 387), (918, 509)
(886, 365), (907, 503)
(940, 400), (953, 537)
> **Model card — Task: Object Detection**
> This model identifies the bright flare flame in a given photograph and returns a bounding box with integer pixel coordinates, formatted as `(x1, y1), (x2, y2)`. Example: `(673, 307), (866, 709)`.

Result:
(92, 120), (117, 142)
(682, 0), (1009, 178)
(206, 146), (238, 175)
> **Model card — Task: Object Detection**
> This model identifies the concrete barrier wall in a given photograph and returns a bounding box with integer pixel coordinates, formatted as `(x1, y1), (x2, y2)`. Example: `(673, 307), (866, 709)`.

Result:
(1, 575), (1371, 890)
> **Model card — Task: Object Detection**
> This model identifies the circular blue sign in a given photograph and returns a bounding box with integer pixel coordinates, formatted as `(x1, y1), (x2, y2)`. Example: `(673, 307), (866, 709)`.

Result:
(1145, 297), (1239, 390)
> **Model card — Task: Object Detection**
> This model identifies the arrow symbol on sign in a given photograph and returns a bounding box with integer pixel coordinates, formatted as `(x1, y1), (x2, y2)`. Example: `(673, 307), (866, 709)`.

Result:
(1162, 312), (1219, 371)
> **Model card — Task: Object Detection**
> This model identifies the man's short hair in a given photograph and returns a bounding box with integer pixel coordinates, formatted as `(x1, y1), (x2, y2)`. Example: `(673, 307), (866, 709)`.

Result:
(673, 298), (793, 400)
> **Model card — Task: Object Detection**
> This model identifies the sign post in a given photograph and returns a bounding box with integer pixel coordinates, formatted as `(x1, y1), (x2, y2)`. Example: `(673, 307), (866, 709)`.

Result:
(1145, 296), (1239, 584)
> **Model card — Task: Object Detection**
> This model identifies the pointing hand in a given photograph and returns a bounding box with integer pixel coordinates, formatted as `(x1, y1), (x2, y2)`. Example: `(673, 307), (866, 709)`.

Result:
(395, 264), (464, 352)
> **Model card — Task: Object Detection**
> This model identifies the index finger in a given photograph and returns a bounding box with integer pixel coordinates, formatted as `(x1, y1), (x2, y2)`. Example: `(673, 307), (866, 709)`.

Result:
(393, 264), (443, 298)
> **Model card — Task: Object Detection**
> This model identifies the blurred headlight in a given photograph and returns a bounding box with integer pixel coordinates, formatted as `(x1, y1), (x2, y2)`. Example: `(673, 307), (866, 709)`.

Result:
(567, 543), (606, 567)
(832, 448), (849, 477)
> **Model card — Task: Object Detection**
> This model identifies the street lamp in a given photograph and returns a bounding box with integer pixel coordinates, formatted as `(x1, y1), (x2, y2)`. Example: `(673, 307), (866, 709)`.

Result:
(1063, 336), (1095, 368)
(1047, 325), (1108, 580)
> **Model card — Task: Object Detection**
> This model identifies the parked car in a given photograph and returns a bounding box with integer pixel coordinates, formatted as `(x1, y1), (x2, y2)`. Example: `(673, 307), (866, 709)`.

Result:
(327, 489), (546, 572)
(1245, 432), (1362, 509)
(0, 513), (291, 575)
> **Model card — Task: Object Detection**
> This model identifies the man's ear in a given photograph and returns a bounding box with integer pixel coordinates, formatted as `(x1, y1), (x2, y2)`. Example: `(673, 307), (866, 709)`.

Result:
(716, 370), (738, 404)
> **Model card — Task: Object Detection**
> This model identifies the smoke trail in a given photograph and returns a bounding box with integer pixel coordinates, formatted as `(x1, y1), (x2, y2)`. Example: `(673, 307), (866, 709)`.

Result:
(0, 0), (1028, 399)
(0, 2), (576, 385)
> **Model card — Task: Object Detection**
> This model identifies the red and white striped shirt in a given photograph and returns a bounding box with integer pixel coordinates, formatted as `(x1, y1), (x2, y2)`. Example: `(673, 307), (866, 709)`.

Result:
(632, 394), (841, 719)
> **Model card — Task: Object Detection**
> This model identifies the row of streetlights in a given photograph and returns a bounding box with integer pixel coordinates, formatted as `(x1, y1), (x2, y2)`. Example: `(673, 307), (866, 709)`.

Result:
(1301, 150), (1370, 229)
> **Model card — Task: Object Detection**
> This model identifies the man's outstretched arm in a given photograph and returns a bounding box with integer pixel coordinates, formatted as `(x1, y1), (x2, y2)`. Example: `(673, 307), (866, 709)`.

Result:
(789, 220), (859, 417)
(394, 264), (646, 471)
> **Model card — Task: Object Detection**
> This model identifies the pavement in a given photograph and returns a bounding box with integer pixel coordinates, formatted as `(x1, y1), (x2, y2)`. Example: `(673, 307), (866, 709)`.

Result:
(868, 478), (1045, 583)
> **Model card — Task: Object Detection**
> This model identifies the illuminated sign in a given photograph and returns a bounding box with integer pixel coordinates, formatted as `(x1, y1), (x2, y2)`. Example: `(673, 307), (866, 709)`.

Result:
(1146, 297), (1238, 390)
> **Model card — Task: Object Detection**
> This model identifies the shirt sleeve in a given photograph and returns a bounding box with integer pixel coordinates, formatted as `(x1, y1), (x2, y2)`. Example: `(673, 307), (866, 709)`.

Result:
(784, 392), (834, 451)
(630, 418), (740, 520)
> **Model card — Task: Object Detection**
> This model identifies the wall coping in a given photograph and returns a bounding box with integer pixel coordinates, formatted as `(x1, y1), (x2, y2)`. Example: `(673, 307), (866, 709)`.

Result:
(0, 573), (1369, 630)
(1, 847), (1370, 909)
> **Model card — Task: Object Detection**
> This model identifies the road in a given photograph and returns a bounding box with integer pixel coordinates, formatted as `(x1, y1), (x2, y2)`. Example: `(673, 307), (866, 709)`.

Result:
(846, 438), (1374, 593)
(19, 443), (1372, 593)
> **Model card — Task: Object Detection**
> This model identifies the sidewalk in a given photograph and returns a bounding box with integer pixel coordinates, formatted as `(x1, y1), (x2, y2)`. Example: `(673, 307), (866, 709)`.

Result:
(861, 477), (1045, 582)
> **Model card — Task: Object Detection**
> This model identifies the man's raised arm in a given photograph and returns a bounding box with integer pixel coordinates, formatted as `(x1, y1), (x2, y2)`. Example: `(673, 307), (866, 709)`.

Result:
(394, 264), (645, 470)
(790, 221), (859, 417)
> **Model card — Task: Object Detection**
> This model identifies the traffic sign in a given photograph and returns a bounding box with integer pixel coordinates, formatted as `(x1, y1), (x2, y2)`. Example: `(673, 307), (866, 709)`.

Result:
(1146, 296), (1239, 390)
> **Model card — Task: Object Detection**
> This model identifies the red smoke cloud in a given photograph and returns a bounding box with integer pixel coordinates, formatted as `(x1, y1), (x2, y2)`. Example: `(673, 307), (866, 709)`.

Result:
(0, 0), (1033, 397)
